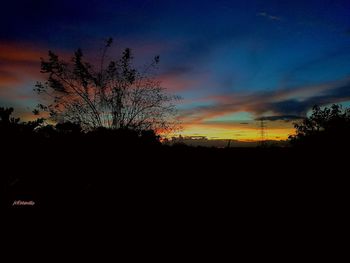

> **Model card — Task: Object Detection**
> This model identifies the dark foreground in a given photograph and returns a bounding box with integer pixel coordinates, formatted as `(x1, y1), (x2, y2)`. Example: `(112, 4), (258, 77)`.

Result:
(1, 138), (347, 212)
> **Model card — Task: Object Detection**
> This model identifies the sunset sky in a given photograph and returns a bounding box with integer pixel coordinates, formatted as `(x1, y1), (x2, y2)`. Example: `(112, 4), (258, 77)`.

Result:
(1, 0), (350, 141)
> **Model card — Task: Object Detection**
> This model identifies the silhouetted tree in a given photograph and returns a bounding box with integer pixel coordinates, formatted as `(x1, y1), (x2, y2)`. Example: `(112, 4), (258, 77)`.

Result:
(0, 107), (19, 125)
(0, 105), (163, 149)
(0, 106), (44, 137)
(289, 104), (350, 147)
(34, 38), (180, 133)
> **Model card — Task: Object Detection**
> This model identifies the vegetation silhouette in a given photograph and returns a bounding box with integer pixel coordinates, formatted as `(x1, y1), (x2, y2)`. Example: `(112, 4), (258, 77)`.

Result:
(1, 105), (348, 209)
(0, 106), (161, 148)
(289, 104), (350, 148)
(1, 40), (348, 209)
(34, 38), (180, 133)
(1, 106), (165, 208)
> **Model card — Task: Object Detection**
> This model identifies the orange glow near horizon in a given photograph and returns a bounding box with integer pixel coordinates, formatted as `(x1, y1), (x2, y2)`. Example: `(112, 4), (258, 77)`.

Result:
(170, 122), (296, 141)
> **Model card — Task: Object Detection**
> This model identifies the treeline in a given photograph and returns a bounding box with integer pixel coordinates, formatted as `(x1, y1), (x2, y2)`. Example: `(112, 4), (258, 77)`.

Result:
(289, 104), (350, 148)
(0, 107), (161, 149)
(2, 105), (349, 209)
(2, 104), (350, 149)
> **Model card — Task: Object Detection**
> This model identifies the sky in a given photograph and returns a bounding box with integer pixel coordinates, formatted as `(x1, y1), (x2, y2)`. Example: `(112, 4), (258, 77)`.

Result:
(1, 0), (350, 141)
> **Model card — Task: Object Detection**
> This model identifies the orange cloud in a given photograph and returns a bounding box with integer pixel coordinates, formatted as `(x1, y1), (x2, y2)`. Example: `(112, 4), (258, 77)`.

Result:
(0, 42), (46, 91)
(0, 42), (44, 63)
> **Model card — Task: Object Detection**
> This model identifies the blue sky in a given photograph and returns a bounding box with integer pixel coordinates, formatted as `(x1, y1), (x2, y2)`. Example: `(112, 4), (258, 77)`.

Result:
(1, 0), (350, 139)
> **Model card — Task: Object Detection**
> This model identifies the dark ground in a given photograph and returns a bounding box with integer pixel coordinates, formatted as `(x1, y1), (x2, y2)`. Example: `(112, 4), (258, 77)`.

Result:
(1, 138), (347, 213)
(2, 139), (348, 259)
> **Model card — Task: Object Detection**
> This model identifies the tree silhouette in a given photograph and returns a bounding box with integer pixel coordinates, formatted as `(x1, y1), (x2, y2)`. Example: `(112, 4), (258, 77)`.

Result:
(0, 107), (44, 137)
(289, 104), (350, 147)
(0, 105), (162, 149)
(0, 107), (19, 125)
(34, 38), (180, 133)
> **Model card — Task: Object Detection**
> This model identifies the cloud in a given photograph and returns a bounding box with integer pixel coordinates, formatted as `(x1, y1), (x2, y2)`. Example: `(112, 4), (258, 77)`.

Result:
(256, 115), (304, 122)
(0, 42), (45, 90)
(0, 42), (69, 110)
(268, 100), (308, 116)
(0, 39), (198, 98)
(267, 83), (350, 116)
(179, 77), (350, 125)
(0, 42), (43, 63)
(258, 12), (281, 21)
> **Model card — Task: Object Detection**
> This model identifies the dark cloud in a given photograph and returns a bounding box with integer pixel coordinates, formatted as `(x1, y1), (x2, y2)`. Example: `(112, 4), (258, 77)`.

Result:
(256, 115), (303, 121)
(324, 83), (350, 99)
(268, 99), (309, 116)
(267, 82), (350, 116)
(180, 78), (350, 124)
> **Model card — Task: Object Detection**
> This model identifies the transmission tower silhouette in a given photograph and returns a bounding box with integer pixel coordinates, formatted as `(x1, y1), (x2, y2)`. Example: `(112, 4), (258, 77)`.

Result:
(259, 119), (267, 146)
